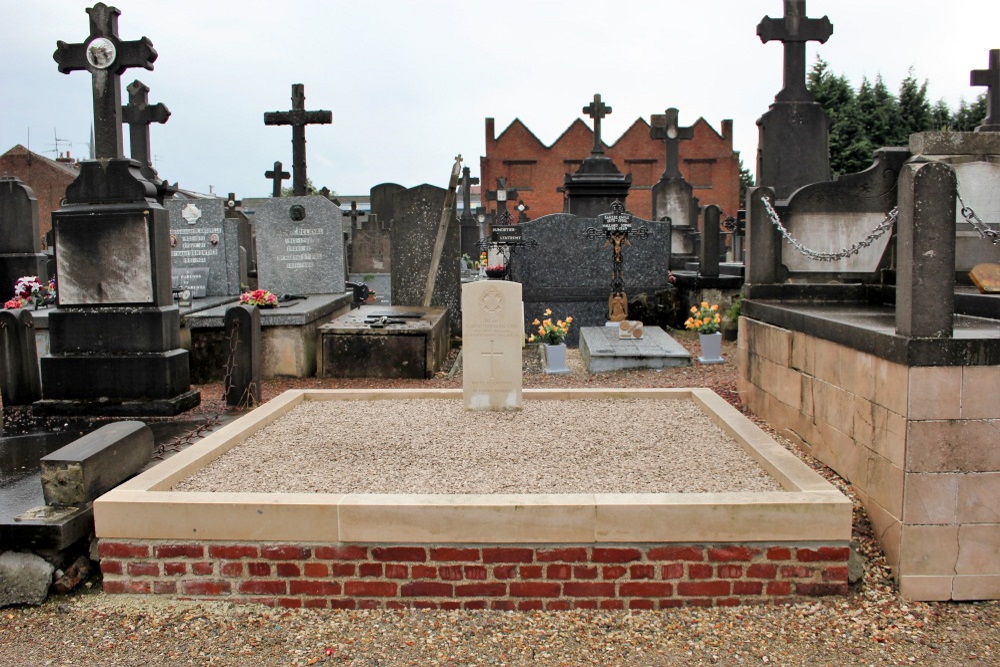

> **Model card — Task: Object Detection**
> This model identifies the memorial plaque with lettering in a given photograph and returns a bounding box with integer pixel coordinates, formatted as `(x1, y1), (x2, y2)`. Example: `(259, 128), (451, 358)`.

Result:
(172, 267), (210, 297)
(491, 224), (523, 245)
(245, 195), (345, 295)
(166, 198), (242, 296)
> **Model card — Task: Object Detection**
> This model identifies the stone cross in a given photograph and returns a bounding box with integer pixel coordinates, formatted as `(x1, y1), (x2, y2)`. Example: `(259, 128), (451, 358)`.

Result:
(481, 340), (504, 381)
(53, 3), (158, 160)
(264, 83), (332, 196)
(121, 79), (169, 182)
(343, 200), (362, 229)
(971, 49), (1000, 132)
(459, 166), (480, 222)
(757, 0), (833, 102)
(650, 108), (694, 180)
(224, 192), (242, 218)
(486, 177), (518, 215)
(265, 161), (289, 197)
(583, 93), (612, 154)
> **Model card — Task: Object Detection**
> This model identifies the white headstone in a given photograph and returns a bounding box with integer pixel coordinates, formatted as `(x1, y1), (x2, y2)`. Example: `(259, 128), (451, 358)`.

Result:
(462, 280), (523, 411)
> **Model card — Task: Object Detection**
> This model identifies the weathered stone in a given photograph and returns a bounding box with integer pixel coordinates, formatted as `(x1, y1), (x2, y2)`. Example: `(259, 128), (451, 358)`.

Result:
(0, 551), (54, 607)
(0, 176), (48, 294)
(462, 280), (523, 410)
(223, 305), (261, 408)
(970, 263), (1000, 294)
(0, 309), (41, 406)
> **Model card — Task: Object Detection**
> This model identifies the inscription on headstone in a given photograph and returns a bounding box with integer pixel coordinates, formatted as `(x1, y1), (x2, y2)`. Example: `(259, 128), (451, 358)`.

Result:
(462, 280), (523, 411)
(166, 198), (242, 296)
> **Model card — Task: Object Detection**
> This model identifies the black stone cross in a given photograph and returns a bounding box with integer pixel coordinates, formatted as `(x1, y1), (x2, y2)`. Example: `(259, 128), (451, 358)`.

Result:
(459, 166), (480, 222)
(583, 93), (612, 154)
(486, 177), (518, 215)
(224, 192), (242, 218)
(121, 79), (169, 182)
(343, 200), (362, 229)
(265, 161), (290, 197)
(516, 200), (530, 223)
(264, 83), (332, 196)
(971, 49), (1000, 132)
(53, 3), (157, 160)
(757, 0), (833, 102)
(650, 108), (694, 180)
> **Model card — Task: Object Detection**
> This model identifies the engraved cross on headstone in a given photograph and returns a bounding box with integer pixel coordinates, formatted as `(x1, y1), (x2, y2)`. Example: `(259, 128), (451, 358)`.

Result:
(583, 94), (612, 155)
(650, 108), (694, 180)
(122, 79), (169, 182)
(265, 161), (290, 197)
(757, 0), (833, 102)
(264, 83), (332, 196)
(459, 166), (480, 222)
(481, 339), (504, 381)
(53, 3), (158, 160)
(971, 49), (1000, 132)
(486, 177), (518, 215)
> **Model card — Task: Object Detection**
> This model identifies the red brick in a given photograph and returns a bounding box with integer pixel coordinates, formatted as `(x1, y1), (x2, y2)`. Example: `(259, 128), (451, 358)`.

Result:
(688, 564), (713, 579)
(767, 581), (791, 596)
(153, 581), (177, 594)
(276, 563), (301, 577)
(208, 544), (259, 559)
(518, 599), (545, 611)
(183, 580), (231, 596)
(491, 600), (516, 611)
(303, 562), (328, 577)
(371, 547), (426, 562)
(261, 545), (309, 560)
(314, 545), (368, 560)
(493, 565), (517, 580)
(573, 565), (598, 580)
(464, 565), (488, 580)
(440, 601), (461, 610)
(385, 564), (409, 579)
(520, 565), (543, 579)
(430, 547), (479, 562)
(733, 581), (764, 595)
(164, 562), (187, 576)
(648, 546), (703, 561)
(413, 600), (439, 609)
(547, 564), (572, 580)
(780, 566), (814, 579)
(795, 582), (849, 597)
(330, 563), (356, 577)
(385, 600), (407, 610)
(573, 600), (598, 609)
(592, 547), (642, 563)
(823, 566), (849, 582)
(289, 580), (342, 596)
(357, 599), (380, 609)
(277, 598), (303, 609)
(127, 562), (160, 577)
(685, 598), (714, 608)
(191, 562), (214, 576)
(98, 542), (150, 559)
(411, 565), (437, 579)
(220, 562), (243, 577)
(708, 547), (756, 562)
(797, 547), (850, 562)
(304, 599), (329, 609)
(717, 565), (743, 578)
(629, 599), (655, 610)
(717, 597), (741, 607)
(329, 599), (356, 610)
(602, 566), (627, 579)
(154, 544), (204, 559)
(359, 563), (383, 577)
(482, 548), (534, 564)
(100, 560), (122, 575)
(439, 565), (463, 581)
(248, 562), (270, 576)
(620, 582), (673, 597)
(238, 580), (287, 595)
(563, 582), (615, 597)
(401, 582), (454, 597)
(455, 583), (506, 597)
(510, 582), (561, 597)
(767, 547), (792, 561)
(747, 563), (777, 579)
(661, 564), (684, 579)
(629, 565), (655, 579)
(600, 600), (625, 610)
(344, 581), (397, 597)
(660, 599), (683, 608)
(102, 580), (126, 594)
(536, 547), (588, 562)
(678, 581), (731, 597)
(545, 600), (572, 611)
(463, 600), (488, 610)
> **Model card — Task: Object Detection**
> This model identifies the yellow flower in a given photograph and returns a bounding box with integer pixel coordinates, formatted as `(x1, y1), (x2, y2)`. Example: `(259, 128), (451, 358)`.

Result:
(543, 308), (552, 316)
(532, 318), (539, 325)
(566, 316), (573, 323)
(701, 301), (709, 308)
(690, 306), (698, 314)
(711, 304), (719, 311)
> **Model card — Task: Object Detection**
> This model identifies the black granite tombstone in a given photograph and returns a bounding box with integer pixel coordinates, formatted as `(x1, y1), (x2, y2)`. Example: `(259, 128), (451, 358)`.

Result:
(223, 305), (261, 408)
(264, 84), (332, 197)
(564, 94), (632, 217)
(0, 310), (42, 408)
(0, 177), (48, 295)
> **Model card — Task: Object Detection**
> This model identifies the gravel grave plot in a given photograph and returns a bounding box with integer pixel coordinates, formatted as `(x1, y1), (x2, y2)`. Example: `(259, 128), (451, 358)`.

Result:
(174, 398), (782, 494)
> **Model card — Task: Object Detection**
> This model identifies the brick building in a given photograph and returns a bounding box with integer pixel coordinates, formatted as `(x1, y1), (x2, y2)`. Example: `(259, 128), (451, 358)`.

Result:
(0, 145), (79, 246)
(480, 115), (740, 221)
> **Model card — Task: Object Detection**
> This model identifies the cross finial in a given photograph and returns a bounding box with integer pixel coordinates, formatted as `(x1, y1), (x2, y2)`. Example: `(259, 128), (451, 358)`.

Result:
(583, 94), (612, 154)
(265, 161), (290, 197)
(650, 108), (695, 180)
(972, 49), (1000, 132)
(264, 84), (332, 196)
(757, 0), (833, 102)
(122, 79), (170, 182)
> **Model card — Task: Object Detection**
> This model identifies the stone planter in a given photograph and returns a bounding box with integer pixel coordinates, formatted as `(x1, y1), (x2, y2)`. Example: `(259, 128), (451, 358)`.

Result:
(541, 343), (570, 374)
(698, 331), (724, 364)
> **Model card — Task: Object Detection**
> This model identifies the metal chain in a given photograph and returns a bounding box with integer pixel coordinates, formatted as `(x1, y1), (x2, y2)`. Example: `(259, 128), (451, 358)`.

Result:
(760, 196), (899, 262)
(956, 189), (1000, 245)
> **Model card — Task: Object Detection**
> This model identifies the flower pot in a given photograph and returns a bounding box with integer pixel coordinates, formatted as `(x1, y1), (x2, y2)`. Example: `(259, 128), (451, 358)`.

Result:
(542, 343), (570, 374)
(698, 332), (724, 364)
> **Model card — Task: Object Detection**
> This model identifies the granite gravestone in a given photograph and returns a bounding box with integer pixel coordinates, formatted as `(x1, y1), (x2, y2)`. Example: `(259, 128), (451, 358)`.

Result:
(462, 280), (523, 411)
(166, 199), (243, 297)
(564, 94), (632, 217)
(389, 184), (461, 331)
(650, 108), (699, 263)
(246, 195), (345, 295)
(0, 177), (48, 296)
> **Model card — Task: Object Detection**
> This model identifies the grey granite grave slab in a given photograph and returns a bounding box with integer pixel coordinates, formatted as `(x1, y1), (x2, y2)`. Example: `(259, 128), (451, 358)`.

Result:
(166, 198), (242, 297)
(580, 325), (692, 373)
(184, 293), (350, 329)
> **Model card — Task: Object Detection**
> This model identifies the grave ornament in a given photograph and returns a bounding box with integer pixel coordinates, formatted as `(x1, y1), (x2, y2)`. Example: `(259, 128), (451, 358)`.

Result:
(586, 200), (648, 322)
(650, 108), (694, 180)
(121, 79), (169, 183)
(971, 49), (1000, 132)
(264, 84), (332, 196)
(265, 161), (290, 197)
(757, 0), (833, 103)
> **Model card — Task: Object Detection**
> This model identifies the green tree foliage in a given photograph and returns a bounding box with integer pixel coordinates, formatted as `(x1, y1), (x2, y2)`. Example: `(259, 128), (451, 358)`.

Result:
(738, 158), (754, 208)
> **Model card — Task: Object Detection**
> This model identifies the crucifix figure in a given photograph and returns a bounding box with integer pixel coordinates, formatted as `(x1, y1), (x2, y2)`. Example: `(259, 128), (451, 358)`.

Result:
(459, 166), (480, 222)
(265, 161), (290, 197)
(53, 2), (158, 159)
(486, 177), (518, 216)
(583, 93), (612, 155)
(121, 79), (169, 182)
(650, 108), (694, 180)
(585, 200), (648, 322)
(757, 0), (833, 102)
(343, 200), (362, 229)
(972, 49), (1000, 132)
(264, 83), (332, 196)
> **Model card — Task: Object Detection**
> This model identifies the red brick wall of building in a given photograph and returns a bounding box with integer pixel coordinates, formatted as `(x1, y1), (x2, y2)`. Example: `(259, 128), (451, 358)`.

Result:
(0, 145), (78, 247)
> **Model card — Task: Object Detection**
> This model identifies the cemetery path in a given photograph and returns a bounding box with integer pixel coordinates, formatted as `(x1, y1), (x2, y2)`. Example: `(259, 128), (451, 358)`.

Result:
(2, 335), (997, 665)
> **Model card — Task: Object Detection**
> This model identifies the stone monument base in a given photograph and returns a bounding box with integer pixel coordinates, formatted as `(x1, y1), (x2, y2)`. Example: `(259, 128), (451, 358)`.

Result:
(31, 390), (201, 418)
(580, 326), (691, 373)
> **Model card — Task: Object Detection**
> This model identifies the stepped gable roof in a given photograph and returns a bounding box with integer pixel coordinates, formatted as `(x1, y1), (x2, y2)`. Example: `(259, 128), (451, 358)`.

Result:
(608, 117), (653, 149)
(493, 118), (547, 149)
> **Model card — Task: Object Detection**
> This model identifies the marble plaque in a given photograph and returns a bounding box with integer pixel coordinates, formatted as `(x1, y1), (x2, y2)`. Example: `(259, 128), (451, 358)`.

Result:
(462, 280), (523, 411)
(56, 211), (154, 305)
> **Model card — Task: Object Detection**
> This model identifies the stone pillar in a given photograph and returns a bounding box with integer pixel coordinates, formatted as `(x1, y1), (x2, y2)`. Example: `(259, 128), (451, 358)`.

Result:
(895, 160), (957, 338)
(745, 186), (783, 287)
(0, 309), (41, 407)
(224, 305), (261, 408)
(700, 205), (721, 278)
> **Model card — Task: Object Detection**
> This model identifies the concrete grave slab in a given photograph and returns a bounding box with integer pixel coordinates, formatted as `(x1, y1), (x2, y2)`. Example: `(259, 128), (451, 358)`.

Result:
(580, 326), (692, 373)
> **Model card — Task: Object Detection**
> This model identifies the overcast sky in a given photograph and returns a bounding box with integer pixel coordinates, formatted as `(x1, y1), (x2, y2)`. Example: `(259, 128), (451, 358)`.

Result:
(2, 1), (997, 199)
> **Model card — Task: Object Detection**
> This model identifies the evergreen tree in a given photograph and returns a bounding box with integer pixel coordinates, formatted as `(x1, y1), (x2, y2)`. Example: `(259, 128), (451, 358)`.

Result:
(896, 69), (933, 142)
(930, 99), (952, 131)
(954, 95), (988, 131)
(738, 158), (753, 208)
(807, 58), (865, 176)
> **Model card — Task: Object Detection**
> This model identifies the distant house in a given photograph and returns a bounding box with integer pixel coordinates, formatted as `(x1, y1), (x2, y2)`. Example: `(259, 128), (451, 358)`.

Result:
(0, 145), (79, 246)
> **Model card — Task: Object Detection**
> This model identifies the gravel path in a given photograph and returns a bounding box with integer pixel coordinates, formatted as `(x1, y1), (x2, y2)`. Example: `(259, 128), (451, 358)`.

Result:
(175, 398), (781, 494)
(3, 337), (998, 666)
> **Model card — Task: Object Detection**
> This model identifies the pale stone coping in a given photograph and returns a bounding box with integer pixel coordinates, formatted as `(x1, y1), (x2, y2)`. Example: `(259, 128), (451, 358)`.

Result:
(95, 389), (852, 544)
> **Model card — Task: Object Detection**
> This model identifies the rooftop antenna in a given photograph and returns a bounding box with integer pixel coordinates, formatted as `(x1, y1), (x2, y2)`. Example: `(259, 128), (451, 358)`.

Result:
(47, 128), (72, 157)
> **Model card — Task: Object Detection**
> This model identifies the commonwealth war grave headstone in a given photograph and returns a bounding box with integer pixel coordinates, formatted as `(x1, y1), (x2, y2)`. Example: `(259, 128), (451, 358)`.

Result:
(462, 280), (523, 411)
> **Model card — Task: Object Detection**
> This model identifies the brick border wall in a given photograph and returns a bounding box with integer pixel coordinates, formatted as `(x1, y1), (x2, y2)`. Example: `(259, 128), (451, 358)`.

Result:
(99, 540), (849, 610)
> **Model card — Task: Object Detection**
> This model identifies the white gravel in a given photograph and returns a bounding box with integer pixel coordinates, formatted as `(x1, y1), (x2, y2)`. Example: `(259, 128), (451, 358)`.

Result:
(174, 398), (782, 494)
